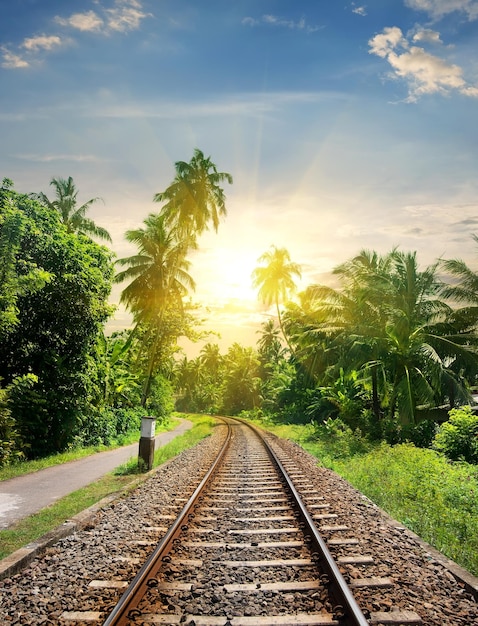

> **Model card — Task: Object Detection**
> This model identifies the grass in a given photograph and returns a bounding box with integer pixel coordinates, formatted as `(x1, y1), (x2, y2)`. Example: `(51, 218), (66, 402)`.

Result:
(246, 417), (478, 577)
(0, 414), (216, 561)
(332, 443), (478, 576)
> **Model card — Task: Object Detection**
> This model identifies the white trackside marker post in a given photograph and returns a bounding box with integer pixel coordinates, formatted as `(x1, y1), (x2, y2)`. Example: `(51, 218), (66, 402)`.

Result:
(139, 416), (156, 471)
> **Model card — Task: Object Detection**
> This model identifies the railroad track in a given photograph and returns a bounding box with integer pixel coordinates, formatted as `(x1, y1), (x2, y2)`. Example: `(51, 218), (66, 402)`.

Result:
(95, 418), (422, 626)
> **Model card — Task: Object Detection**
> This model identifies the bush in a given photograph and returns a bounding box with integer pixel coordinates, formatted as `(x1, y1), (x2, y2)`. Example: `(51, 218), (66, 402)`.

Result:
(311, 417), (372, 460)
(0, 384), (25, 466)
(432, 406), (478, 464)
(148, 375), (174, 420)
(71, 406), (145, 448)
(331, 442), (478, 575)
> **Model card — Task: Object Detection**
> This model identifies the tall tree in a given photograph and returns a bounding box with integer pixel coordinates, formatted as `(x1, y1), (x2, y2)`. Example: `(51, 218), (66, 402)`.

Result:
(293, 249), (478, 426)
(222, 344), (262, 414)
(115, 213), (195, 320)
(154, 148), (233, 242)
(0, 185), (114, 456)
(36, 176), (112, 242)
(440, 235), (478, 314)
(114, 213), (195, 406)
(252, 246), (302, 353)
(0, 182), (52, 337)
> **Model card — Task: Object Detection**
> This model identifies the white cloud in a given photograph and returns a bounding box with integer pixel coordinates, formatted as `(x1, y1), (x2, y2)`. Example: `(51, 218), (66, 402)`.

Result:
(368, 26), (407, 58)
(1, 1), (151, 70)
(405, 0), (478, 21)
(21, 35), (63, 52)
(369, 27), (478, 101)
(55, 10), (104, 33)
(105, 0), (150, 33)
(55, 1), (150, 35)
(351, 4), (368, 16)
(412, 28), (443, 44)
(242, 14), (321, 33)
(0, 47), (29, 69)
(1, 35), (66, 69)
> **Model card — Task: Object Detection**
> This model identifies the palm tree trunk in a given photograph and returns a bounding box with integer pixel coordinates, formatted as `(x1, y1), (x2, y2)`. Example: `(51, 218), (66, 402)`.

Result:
(141, 323), (161, 407)
(276, 299), (295, 358)
(371, 366), (381, 421)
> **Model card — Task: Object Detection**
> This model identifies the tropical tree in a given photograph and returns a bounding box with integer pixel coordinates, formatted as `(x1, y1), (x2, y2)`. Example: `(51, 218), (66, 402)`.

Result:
(440, 235), (478, 317)
(200, 342), (223, 379)
(36, 176), (112, 242)
(221, 344), (262, 414)
(115, 213), (196, 406)
(0, 181), (52, 337)
(115, 213), (194, 320)
(252, 246), (302, 352)
(0, 185), (114, 457)
(287, 249), (478, 428)
(173, 356), (205, 412)
(154, 148), (233, 242)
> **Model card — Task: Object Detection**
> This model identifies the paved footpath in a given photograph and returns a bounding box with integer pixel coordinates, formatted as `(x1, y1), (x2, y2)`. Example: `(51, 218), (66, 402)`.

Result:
(0, 419), (193, 530)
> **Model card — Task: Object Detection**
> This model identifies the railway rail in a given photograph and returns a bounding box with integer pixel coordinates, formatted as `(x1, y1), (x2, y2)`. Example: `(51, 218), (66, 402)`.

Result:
(100, 418), (421, 626)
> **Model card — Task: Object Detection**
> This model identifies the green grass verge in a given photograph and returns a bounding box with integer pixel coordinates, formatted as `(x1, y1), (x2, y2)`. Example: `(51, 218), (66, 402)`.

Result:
(246, 417), (478, 577)
(0, 414), (215, 561)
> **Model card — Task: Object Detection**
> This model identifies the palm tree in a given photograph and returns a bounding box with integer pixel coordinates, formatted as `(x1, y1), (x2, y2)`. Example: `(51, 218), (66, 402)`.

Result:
(154, 148), (233, 241)
(199, 343), (223, 379)
(257, 319), (282, 360)
(440, 235), (478, 314)
(114, 213), (195, 405)
(222, 343), (262, 414)
(115, 213), (195, 320)
(36, 176), (112, 242)
(299, 249), (478, 425)
(252, 246), (302, 353)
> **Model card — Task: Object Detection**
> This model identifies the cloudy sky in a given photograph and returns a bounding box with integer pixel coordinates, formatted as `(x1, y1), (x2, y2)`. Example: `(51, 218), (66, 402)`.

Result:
(1, 0), (478, 353)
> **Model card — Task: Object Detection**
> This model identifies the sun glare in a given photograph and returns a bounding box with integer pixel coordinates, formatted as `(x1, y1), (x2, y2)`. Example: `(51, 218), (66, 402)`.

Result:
(199, 247), (259, 306)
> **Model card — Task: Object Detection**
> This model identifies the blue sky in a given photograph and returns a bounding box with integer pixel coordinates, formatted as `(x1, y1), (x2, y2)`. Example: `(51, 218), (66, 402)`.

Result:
(1, 0), (478, 352)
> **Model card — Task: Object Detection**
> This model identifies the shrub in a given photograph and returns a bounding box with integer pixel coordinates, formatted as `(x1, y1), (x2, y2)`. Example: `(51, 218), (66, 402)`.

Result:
(148, 375), (174, 420)
(432, 406), (478, 464)
(0, 384), (25, 466)
(311, 417), (372, 459)
(331, 442), (478, 574)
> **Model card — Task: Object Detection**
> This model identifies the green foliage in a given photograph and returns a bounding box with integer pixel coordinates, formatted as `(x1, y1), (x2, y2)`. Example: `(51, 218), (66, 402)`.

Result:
(0, 183), (114, 458)
(221, 344), (261, 415)
(0, 383), (24, 466)
(0, 193), (52, 337)
(70, 406), (143, 448)
(307, 417), (372, 460)
(305, 369), (369, 429)
(284, 248), (478, 432)
(147, 375), (175, 418)
(35, 176), (111, 241)
(332, 442), (478, 575)
(433, 405), (478, 463)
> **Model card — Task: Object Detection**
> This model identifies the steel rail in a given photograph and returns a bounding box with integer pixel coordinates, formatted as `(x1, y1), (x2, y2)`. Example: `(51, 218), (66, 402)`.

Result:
(102, 419), (232, 626)
(243, 418), (370, 626)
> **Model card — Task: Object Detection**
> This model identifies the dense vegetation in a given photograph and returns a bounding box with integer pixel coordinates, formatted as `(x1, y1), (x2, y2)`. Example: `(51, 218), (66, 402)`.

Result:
(0, 149), (233, 463)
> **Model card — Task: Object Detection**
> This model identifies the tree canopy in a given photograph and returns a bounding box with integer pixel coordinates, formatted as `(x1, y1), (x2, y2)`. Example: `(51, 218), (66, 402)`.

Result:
(0, 183), (114, 456)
